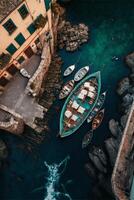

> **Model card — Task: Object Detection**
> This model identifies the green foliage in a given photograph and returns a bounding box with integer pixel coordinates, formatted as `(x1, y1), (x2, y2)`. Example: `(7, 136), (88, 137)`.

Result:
(34, 15), (47, 29)
(0, 53), (11, 69)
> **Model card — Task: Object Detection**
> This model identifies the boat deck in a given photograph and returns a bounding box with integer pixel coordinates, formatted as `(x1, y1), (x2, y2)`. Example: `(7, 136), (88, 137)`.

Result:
(60, 72), (101, 137)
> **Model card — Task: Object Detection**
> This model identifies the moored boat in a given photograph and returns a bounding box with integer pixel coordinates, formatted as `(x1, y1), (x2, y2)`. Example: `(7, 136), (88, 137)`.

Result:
(87, 91), (107, 123)
(74, 66), (89, 82)
(59, 71), (101, 138)
(63, 65), (75, 76)
(59, 80), (75, 99)
(82, 130), (93, 148)
(92, 109), (105, 130)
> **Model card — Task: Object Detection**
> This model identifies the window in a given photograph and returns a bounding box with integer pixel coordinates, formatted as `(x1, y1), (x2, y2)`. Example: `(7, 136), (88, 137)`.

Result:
(18, 4), (29, 19)
(18, 56), (25, 64)
(27, 23), (36, 34)
(15, 33), (26, 46)
(7, 64), (18, 75)
(0, 77), (9, 87)
(6, 44), (17, 55)
(3, 19), (17, 34)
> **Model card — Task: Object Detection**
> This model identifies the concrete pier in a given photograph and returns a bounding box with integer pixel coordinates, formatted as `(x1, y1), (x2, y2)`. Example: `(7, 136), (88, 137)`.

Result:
(112, 102), (134, 200)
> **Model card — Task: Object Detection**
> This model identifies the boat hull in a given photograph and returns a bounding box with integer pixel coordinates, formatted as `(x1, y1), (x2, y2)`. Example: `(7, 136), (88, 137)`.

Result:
(59, 80), (75, 99)
(74, 66), (89, 82)
(92, 109), (105, 130)
(82, 130), (93, 148)
(64, 65), (75, 76)
(60, 71), (101, 138)
(87, 91), (107, 123)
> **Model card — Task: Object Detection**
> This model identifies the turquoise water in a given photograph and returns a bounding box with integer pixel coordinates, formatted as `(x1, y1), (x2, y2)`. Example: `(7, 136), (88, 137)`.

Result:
(0, 0), (133, 199)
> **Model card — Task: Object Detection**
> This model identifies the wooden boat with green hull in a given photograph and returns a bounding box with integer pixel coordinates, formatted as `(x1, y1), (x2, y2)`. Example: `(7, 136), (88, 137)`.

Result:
(59, 71), (101, 138)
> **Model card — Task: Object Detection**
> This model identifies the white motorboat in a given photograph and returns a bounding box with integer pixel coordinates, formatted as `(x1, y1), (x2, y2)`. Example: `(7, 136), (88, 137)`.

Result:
(20, 68), (31, 79)
(63, 65), (75, 77)
(74, 66), (89, 82)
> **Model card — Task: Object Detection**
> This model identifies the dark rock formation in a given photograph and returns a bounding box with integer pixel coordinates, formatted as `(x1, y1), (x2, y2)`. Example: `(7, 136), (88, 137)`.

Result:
(88, 152), (107, 173)
(86, 51), (134, 200)
(120, 114), (128, 129)
(58, 21), (89, 51)
(117, 77), (130, 96)
(109, 119), (120, 138)
(105, 137), (120, 167)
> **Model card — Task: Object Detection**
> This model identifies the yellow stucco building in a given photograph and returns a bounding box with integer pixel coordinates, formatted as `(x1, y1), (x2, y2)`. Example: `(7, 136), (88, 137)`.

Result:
(0, 0), (54, 93)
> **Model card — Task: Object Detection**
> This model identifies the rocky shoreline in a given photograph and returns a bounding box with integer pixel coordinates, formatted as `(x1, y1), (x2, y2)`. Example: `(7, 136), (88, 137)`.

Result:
(85, 52), (134, 200)
(57, 21), (89, 52)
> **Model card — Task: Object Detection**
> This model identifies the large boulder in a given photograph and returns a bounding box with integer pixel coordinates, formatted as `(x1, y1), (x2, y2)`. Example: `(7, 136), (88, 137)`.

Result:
(109, 119), (120, 137)
(85, 163), (97, 180)
(122, 93), (133, 107)
(117, 77), (130, 95)
(120, 114), (128, 129)
(105, 138), (119, 167)
(88, 152), (107, 173)
(93, 147), (107, 166)
(129, 73), (134, 83)
(128, 86), (134, 94)
(126, 52), (134, 72)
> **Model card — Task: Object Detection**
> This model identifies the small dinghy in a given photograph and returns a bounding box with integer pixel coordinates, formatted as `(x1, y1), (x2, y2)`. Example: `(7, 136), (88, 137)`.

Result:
(82, 130), (93, 149)
(87, 91), (107, 123)
(74, 66), (89, 82)
(92, 109), (105, 130)
(64, 65), (75, 77)
(59, 80), (75, 100)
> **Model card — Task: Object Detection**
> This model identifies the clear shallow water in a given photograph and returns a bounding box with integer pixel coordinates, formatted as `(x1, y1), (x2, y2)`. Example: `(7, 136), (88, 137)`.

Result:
(0, 0), (133, 199)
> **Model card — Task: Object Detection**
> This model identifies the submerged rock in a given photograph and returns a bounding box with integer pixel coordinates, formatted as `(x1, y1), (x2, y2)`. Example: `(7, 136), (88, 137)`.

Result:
(129, 73), (134, 83)
(105, 137), (120, 167)
(85, 163), (97, 180)
(109, 119), (119, 138)
(93, 147), (107, 166)
(88, 152), (107, 174)
(0, 140), (8, 160)
(126, 52), (134, 72)
(120, 114), (128, 129)
(122, 93), (133, 106)
(117, 77), (130, 95)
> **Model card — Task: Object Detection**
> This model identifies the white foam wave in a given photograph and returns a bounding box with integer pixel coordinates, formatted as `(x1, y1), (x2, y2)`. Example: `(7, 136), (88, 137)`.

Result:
(44, 156), (71, 200)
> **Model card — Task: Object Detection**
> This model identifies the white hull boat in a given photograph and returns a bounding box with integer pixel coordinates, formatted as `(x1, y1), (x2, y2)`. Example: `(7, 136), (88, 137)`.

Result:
(74, 66), (89, 82)
(63, 65), (75, 77)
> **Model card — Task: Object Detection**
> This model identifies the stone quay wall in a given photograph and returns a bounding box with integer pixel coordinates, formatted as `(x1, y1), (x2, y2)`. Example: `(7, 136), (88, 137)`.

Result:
(25, 42), (51, 97)
(112, 101), (134, 200)
(0, 104), (24, 135)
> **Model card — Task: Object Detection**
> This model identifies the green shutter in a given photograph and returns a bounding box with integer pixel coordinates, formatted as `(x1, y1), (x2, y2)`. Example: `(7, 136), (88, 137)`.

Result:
(6, 44), (17, 55)
(27, 23), (36, 34)
(45, 0), (51, 11)
(3, 19), (17, 34)
(15, 33), (25, 46)
(18, 56), (25, 64)
(18, 4), (29, 19)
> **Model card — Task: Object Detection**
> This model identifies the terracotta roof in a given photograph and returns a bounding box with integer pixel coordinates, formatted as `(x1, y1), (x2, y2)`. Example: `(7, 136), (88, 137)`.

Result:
(0, 0), (23, 22)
